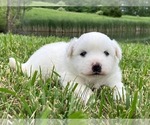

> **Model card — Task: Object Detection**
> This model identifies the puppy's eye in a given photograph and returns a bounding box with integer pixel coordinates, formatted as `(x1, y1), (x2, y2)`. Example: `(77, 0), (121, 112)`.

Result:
(80, 51), (87, 57)
(104, 51), (109, 56)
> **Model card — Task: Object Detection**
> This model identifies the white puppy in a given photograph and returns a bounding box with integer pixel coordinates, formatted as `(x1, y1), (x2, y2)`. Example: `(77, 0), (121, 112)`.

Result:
(9, 32), (126, 104)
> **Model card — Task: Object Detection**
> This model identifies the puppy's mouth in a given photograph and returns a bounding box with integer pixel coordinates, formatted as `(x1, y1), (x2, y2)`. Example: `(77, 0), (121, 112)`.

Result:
(81, 72), (105, 76)
(92, 72), (105, 76)
(93, 72), (101, 75)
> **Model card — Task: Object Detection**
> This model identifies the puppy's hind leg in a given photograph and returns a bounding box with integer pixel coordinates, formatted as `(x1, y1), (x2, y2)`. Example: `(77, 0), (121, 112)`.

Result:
(9, 57), (26, 74)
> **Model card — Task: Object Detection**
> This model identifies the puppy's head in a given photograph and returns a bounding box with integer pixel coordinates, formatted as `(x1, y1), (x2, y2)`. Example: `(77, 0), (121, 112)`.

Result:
(67, 32), (122, 77)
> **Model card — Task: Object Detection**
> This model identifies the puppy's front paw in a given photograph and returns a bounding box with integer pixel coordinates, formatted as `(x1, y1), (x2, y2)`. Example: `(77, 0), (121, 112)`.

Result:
(113, 87), (126, 101)
(79, 88), (94, 105)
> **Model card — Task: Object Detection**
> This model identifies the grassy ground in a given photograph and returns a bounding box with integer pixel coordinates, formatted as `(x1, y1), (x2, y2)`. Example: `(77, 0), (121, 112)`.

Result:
(24, 8), (150, 23)
(0, 33), (150, 119)
(22, 8), (150, 31)
(19, 8), (150, 40)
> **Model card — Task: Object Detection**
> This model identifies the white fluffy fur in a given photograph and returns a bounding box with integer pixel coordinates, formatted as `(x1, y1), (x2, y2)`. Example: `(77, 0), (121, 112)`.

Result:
(9, 32), (126, 104)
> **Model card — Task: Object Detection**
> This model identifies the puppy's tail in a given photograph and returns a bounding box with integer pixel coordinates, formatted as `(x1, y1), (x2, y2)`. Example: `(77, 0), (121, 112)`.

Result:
(9, 57), (25, 73)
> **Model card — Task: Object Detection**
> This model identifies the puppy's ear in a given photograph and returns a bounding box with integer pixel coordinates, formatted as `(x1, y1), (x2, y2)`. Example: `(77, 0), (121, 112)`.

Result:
(111, 39), (122, 60)
(67, 37), (78, 57)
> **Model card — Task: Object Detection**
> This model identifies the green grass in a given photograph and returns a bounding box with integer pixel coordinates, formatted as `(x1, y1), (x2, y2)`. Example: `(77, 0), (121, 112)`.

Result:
(24, 8), (150, 23)
(0, 33), (150, 119)
(23, 8), (150, 28)
(19, 8), (150, 39)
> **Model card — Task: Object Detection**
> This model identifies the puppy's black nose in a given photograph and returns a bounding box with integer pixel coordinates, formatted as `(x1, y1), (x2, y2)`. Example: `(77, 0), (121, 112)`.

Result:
(92, 64), (101, 73)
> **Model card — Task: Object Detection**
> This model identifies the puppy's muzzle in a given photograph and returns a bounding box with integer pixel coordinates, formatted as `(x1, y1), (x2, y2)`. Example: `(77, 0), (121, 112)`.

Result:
(92, 63), (101, 74)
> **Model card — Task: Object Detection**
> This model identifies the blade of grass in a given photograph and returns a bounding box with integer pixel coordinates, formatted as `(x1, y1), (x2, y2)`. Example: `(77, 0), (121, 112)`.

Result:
(30, 71), (38, 86)
(40, 107), (51, 118)
(99, 90), (105, 118)
(0, 88), (16, 96)
(20, 96), (32, 116)
(128, 91), (138, 118)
